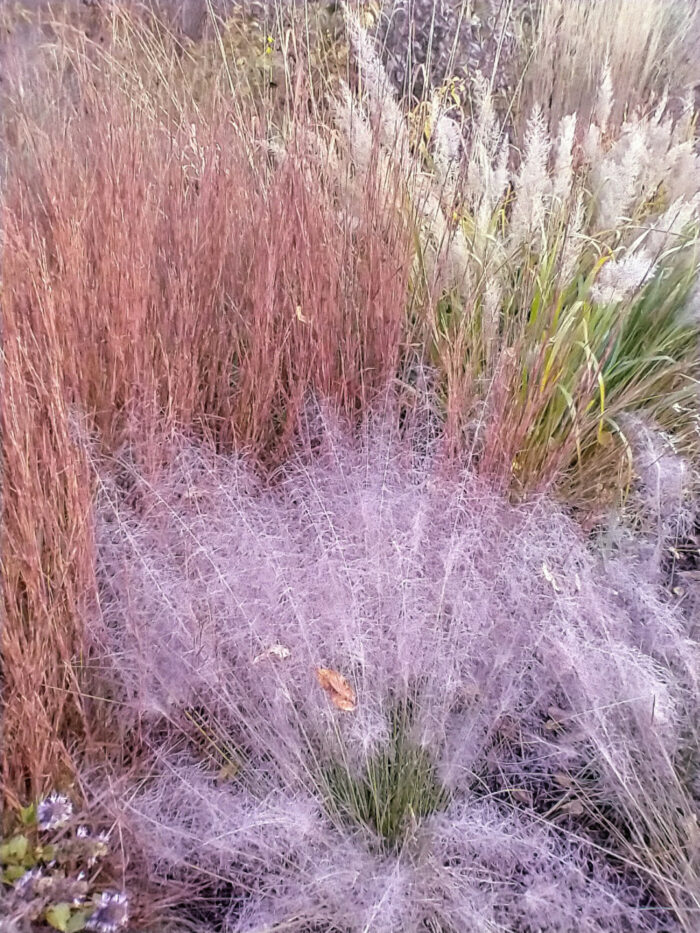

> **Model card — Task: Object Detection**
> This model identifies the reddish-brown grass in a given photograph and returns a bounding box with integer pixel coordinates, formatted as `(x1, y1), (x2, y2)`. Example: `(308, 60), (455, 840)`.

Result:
(1, 39), (412, 803)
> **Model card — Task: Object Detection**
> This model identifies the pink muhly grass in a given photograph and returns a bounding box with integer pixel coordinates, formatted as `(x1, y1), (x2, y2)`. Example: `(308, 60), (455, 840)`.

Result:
(87, 416), (699, 931)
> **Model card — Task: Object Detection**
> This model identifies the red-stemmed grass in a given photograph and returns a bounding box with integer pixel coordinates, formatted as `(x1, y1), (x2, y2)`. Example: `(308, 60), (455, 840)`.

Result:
(1, 23), (412, 804)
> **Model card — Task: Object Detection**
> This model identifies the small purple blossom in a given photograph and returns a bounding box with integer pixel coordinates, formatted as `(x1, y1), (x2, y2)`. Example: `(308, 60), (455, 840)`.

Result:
(86, 891), (129, 933)
(14, 866), (42, 894)
(88, 832), (110, 867)
(37, 792), (73, 830)
(74, 825), (110, 866)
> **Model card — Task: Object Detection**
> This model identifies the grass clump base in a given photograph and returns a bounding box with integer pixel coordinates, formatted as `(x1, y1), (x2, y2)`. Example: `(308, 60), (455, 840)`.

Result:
(324, 698), (450, 851)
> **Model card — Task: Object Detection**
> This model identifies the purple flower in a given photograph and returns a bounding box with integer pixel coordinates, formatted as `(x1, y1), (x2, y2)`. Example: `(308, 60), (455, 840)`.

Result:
(37, 792), (73, 830)
(14, 866), (42, 894)
(86, 891), (129, 933)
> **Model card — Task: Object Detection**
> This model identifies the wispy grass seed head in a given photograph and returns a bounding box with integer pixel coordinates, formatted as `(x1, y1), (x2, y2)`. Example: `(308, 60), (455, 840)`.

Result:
(91, 426), (699, 931)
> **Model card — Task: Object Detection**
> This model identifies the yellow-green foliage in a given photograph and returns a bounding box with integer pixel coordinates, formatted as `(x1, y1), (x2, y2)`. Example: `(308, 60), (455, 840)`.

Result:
(178, 3), (353, 123)
(1, 798), (121, 933)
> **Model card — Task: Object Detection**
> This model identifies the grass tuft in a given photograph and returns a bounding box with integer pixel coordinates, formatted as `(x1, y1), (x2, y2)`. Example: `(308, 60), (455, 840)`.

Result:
(324, 698), (449, 851)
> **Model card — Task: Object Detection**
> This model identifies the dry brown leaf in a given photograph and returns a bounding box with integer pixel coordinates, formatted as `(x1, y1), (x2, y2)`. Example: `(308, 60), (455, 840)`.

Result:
(315, 667), (357, 712)
(562, 799), (584, 817)
(545, 706), (570, 731)
(253, 644), (291, 664)
(216, 761), (240, 784)
(553, 771), (574, 789)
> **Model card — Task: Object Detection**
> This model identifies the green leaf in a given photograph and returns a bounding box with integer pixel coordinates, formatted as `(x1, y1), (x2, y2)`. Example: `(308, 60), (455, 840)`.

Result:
(66, 909), (89, 932)
(0, 834), (28, 864)
(37, 843), (57, 862)
(46, 903), (73, 931)
(20, 802), (38, 826)
(3, 864), (28, 882)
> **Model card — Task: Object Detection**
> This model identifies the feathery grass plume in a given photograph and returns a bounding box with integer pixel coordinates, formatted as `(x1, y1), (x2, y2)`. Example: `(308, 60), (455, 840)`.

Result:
(88, 422), (699, 930)
(346, 4), (409, 159)
(329, 17), (700, 506)
(594, 57), (614, 136)
(509, 102), (551, 245)
(591, 124), (650, 231)
(551, 112), (577, 204)
(590, 250), (657, 306)
(517, 0), (700, 141)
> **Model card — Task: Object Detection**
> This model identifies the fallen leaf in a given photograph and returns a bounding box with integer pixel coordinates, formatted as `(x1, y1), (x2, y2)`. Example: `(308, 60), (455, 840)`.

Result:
(216, 761), (240, 784)
(562, 799), (584, 817)
(315, 667), (356, 712)
(253, 644), (291, 664)
(510, 788), (533, 806)
(45, 904), (72, 932)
